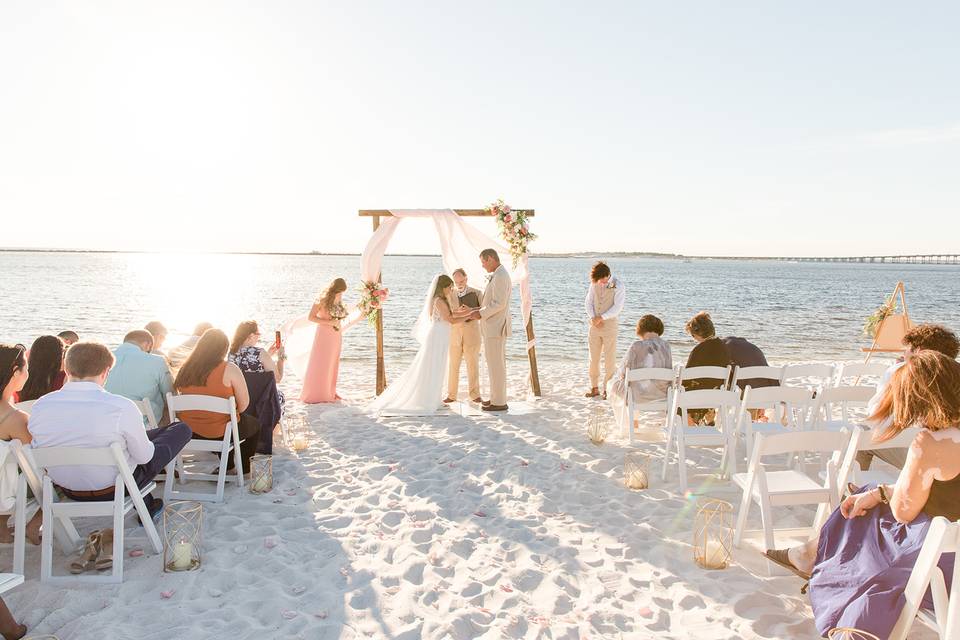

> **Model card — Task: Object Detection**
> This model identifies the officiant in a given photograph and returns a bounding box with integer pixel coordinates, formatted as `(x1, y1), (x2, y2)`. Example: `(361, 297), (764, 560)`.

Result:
(444, 268), (482, 403)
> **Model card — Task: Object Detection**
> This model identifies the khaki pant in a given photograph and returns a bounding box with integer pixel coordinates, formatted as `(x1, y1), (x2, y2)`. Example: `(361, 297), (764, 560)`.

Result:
(448, 322), (481, 400)
(588, 319), (619, 389)
(483, 335), (508, 406)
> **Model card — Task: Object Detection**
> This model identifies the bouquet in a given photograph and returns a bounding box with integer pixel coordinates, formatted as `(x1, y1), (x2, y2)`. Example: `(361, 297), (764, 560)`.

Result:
(329, 302), (348, 332)
(485, 199), (536, 267)
(358, 281), (390, 327)
(863, 295), (896, 338)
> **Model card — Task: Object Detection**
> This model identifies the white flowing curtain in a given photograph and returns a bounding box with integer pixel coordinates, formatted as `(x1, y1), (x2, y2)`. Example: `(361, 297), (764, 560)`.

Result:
(283, 209), (534, 379)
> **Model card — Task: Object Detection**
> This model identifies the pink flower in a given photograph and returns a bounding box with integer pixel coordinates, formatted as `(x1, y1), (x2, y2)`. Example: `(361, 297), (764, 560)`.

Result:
(503, 213), (513, 224)
(370, 300), (380, 309)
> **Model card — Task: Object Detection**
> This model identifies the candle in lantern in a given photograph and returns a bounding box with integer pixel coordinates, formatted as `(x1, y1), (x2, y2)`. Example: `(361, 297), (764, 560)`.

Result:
(252, 473), (271, 493)
(701, 539), (728, 569)
(625, 468), (648, 490)
(293, 435), (308, 452)
(171, 539), (193, 570)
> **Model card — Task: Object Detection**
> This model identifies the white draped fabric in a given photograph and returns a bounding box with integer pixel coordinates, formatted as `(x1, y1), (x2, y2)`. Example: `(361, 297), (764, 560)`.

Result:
(282, 209), (534, 380)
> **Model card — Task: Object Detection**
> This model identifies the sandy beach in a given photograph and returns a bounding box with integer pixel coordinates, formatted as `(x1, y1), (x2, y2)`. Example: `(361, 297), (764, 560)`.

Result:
(1, 361), (934, 640)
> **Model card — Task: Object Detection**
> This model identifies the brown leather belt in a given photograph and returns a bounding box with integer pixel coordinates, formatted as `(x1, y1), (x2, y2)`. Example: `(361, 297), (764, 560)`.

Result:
(58, 485), (115, 497)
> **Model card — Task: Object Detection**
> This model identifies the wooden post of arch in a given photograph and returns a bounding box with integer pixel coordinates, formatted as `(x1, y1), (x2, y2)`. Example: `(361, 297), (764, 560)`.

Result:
(359, 209), (542, 398)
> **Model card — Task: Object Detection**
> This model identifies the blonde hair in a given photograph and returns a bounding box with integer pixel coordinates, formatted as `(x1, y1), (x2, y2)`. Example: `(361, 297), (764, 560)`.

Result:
(871, 351), (960, 442)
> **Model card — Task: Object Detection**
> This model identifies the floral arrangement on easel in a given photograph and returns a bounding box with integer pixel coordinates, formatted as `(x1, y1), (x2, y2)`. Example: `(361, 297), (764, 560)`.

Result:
(358, 281), (389, 327)
(486, 199), (536, 267)
(862, 294), (897, 338)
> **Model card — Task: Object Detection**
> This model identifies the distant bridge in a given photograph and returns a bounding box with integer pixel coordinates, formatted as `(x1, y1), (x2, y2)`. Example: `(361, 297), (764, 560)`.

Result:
(690, 254), (960, 265)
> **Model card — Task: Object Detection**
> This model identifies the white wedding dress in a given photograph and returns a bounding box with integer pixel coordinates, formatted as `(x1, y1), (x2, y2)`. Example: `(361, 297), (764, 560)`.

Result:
(370, 277), (451, 416)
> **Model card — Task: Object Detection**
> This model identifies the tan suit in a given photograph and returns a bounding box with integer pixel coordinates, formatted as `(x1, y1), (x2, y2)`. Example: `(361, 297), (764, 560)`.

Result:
(588, 281), (620, 389)
(447, 286), (482, 400)
(479, 265), (512, 406)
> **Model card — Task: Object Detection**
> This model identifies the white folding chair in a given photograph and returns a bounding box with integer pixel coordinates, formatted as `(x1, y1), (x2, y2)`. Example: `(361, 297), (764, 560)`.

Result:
(734, 386), (815, 462)
(9, 440), (81, 575)
(0, 572), (24, 597)
(889, 516), (960, 640)
(133, 398), (159, 429)
(730, 365), (784, 391)
(835, 426), (920, 490)
(164, 393), (244, 503)
(623, 367), (676, 444)
(811, 385), (875, 431)
(31, 442), (163, 583)
(733, 430), (849, 549)
(679, 365), (732, 391)
(781, 363), (836, 391)
(662, 389), (740, 494)
(837, 361), (890, 386)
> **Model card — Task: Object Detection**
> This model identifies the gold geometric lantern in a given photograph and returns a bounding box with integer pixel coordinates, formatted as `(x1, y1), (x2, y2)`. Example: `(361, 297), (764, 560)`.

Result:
(827, 629), (880, 640)
(587, 404), (611, 445)
(163, 501), (203, 572)
(624, 451), (649, 490)
(249, 454), (273, 494)
(693, 498), (733, 570)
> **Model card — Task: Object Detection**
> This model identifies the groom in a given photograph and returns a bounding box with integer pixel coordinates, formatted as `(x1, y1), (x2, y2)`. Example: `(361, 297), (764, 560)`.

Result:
(471, 248), (511, 412)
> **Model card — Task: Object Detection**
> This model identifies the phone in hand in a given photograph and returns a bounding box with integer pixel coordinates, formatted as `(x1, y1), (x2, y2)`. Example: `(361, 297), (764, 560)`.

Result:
(274, 330), (282, 349)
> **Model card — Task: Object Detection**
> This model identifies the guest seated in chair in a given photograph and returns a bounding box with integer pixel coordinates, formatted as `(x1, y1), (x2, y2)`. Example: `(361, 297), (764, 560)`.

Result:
(144, 320), (169, 356)
(167, 322), (213, 370)
(14, 335), (66, 402)
(174, 329), (260, 473)
(56, 330), (79, 347)
(858, 323), (960, 472)
(764, 351), (960, 639)
(105, 330), (174, 426)
(607, 315), (672, 433)
(0, 344), (42, 545)
(228, 320), (285, 408)
(28, 342), (192, 553)
(682, 312), (732, 424)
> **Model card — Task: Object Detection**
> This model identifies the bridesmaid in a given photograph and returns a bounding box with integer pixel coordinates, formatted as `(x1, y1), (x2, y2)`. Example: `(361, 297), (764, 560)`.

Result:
(301, 278), (348, 403)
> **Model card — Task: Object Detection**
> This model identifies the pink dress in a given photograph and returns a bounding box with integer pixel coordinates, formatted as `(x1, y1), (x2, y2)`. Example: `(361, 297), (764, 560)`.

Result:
(300, 306), (342, 403)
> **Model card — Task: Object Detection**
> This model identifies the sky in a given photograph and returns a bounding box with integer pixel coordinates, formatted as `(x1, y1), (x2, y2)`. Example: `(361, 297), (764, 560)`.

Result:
(1, 1), (958, 257)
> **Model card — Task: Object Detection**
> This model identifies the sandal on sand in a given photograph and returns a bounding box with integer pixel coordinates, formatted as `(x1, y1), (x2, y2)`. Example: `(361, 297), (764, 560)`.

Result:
(70, 531), (101, 574)
(95, 529), (114, 571)
(763, 548), (811, 580)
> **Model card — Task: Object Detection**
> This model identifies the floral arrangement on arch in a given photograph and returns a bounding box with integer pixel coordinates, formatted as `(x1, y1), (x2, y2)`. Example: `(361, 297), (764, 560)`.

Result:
(358, 280), (389, 327)
(485, 199), (536, 267)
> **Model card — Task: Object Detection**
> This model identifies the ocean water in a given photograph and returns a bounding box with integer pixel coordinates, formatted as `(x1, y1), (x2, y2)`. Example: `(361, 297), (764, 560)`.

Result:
(2, 251), (958, 370)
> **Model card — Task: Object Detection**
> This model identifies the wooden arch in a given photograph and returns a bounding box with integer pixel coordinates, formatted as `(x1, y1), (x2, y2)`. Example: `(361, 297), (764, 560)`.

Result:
(358, 209), (542, 398)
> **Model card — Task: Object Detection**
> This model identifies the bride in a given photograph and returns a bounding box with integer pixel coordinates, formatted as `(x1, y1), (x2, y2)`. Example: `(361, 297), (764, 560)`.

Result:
(371, 274), (474, 415)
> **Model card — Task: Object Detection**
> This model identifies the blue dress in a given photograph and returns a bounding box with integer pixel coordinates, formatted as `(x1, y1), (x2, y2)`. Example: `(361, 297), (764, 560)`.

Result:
(810, 479), (960, 637)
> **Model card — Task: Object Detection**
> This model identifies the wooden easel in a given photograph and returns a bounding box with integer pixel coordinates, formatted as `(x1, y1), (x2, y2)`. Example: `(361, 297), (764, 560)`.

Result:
(358, 209), (542, 398)
(862, 281), (913, 361)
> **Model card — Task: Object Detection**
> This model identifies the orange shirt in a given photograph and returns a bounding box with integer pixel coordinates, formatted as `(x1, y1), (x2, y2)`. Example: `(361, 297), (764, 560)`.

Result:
(176, 362), (233, 438)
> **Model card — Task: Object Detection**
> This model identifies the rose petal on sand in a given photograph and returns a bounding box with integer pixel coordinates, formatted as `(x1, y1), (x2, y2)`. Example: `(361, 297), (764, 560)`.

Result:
(285, 488), (297, 495)
(264, 536), (279, 549)
(160, 590), (175, 599)
(128, 547), (144, 557)
(473, 511), (487, 518)
(638, 606), (654, 618)
(281, 609), (298, 620)
(500, 584), (514, 593)
(315, 611), (328, 619)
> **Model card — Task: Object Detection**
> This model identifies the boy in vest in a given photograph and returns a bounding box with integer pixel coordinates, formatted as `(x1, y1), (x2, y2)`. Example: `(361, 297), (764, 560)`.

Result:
(584, 261), (625, 399)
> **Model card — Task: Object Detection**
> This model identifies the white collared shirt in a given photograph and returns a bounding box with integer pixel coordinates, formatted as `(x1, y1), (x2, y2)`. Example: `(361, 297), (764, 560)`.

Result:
(28, 381), (156, 491)
(584, 275), (626, 320)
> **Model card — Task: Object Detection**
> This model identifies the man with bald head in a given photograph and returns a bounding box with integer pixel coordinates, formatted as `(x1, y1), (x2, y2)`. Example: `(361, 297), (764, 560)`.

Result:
(105, 329), (174, 425)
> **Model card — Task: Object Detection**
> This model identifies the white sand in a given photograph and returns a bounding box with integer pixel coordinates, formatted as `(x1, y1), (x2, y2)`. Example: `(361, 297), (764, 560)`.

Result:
(0, 362), (936, 639)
